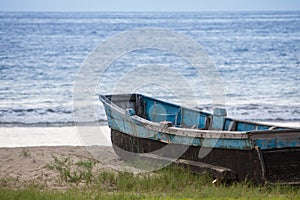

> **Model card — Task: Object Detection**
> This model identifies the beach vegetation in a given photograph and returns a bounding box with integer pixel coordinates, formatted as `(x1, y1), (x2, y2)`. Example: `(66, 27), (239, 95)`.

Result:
(19, 148), (31, 157)
(45, 155), (95, 184)
(1, 164), (299, 199)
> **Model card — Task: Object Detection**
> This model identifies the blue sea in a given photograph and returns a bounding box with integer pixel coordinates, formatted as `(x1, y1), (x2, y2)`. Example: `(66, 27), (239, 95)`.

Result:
(0, 11), (299, 126)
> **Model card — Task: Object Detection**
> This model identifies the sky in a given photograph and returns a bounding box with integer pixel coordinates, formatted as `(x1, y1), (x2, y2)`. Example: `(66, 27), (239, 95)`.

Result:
(0, 0), (300, 12)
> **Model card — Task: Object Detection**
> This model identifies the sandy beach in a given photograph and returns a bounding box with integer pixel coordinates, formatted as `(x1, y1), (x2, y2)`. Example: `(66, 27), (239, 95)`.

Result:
(0, 122), (299, 190)
(0, 126), (128, 190)
(0, 145), (130, 190)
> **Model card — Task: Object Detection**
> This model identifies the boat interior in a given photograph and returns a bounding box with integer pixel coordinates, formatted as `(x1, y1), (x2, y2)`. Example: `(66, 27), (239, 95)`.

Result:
(102, 94), (288, 132)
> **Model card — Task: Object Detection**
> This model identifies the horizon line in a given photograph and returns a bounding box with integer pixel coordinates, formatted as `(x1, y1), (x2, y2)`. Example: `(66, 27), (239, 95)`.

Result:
(0, 9), (299, 13)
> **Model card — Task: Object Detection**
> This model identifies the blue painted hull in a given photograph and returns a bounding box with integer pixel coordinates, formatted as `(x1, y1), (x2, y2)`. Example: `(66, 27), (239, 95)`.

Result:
(100, 94), (300, 184)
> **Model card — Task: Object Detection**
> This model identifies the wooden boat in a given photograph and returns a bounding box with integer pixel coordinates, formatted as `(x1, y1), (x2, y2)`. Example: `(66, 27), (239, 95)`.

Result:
(100, 93), (300, 184)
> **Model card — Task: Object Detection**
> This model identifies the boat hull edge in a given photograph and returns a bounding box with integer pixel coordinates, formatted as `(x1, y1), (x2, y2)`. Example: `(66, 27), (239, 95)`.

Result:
(111, 128), (266, 183)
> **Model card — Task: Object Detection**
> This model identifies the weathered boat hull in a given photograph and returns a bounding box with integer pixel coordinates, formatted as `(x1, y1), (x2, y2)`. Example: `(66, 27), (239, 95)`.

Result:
(100, 94), (300, 184)
(111, 129), (300, 184)
(262, 148), (300, 183)
(111, 129), (264, 183)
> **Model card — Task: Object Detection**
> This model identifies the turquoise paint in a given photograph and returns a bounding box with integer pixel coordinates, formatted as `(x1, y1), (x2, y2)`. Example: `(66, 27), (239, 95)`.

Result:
(100, 94), (297, 152)
(143, 96), (180, 125)
(107, 107), (252, 150)
(201, 138), (252, 149)
(224, 119), (231, 130)
(237, 122), (257, 131)
(181, 108), (207, 129)
(257, 125), (270, 130)
(211, 108), (227, 130)
(255, 138), (300, 150)
(170, 134), (195, 145)
(125, 108), (135, 116)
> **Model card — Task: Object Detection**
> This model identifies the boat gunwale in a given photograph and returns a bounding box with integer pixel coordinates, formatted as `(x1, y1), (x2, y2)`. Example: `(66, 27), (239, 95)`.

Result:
(100, 95), (251, 139)
(99, 94), (299, 140)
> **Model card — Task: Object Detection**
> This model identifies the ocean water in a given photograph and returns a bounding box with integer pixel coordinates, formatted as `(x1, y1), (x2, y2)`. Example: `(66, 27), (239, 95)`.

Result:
(0, 11), (299, 126)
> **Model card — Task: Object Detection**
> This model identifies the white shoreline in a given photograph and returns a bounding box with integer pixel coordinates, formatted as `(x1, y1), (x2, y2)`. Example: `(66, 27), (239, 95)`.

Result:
(0, 126), (112, 147)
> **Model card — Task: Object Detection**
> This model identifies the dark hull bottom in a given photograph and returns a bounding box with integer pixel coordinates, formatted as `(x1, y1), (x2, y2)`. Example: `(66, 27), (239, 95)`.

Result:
(111, 129), (300, 184)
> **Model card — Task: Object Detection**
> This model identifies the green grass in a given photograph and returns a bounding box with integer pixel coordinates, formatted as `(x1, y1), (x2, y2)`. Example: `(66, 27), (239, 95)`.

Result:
(1, 156), (299, 199)
(45, 154), (95, 184)
(0, 165), (299, 200)
(19, 148), (31, 157)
